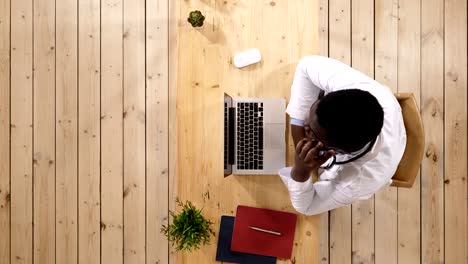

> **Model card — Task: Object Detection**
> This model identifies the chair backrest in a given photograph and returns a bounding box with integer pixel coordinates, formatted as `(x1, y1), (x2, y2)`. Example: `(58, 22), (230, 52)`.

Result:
(391, 93), (425, 188)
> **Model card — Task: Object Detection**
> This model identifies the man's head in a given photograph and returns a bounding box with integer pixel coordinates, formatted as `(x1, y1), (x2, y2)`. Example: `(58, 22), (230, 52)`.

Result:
(303, 89), (384, 153)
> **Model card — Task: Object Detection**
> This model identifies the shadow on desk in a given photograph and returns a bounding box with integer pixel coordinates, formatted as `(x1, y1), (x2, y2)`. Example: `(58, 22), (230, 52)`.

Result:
(231, 175), (292, 210)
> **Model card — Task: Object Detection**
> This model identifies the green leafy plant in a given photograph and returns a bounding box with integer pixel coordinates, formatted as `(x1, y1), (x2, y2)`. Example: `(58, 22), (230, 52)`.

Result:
(187, 10), (205, 27)
(161, 198), (215, 251)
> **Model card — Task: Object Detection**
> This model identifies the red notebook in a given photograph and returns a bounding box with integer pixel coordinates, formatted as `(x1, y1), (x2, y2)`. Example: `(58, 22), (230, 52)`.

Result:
(231, 205), (298, 259)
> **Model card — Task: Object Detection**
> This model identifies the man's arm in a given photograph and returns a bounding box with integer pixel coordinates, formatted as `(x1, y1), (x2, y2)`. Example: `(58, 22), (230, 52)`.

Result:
(291, 124), (306, 148)
(294, 56), (377, 93)
(286, 55), (358, 122)
(279, 168), (354, 215)
(290, 91), (324, 148)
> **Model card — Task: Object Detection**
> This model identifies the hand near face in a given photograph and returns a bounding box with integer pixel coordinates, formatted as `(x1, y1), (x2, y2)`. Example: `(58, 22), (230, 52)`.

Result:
(291, 138), (335, 182)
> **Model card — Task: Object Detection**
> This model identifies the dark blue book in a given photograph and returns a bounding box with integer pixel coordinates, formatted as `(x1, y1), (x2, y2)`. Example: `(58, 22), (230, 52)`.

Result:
(215, 215), (277, 264)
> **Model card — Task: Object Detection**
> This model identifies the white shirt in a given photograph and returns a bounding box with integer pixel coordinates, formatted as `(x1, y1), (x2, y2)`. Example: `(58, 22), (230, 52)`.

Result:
(279, 56), (406, 215)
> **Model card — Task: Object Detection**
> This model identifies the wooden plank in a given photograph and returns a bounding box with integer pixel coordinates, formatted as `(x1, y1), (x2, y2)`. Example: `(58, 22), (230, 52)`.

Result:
(329, 0), (350, 62)
(78, 0), (100, 263)
(174, 3), (220, 263)
(10, 1), (33, 263)
(100, 0), (123, 263)
(146, 0), (169, 263)
(319, 0), (328, 56)
(351, 0), (374, 262)
(33, 0), (56, 261)
(319, 212), (329, 264)
(123, 0), (146, 262)
(318, 0), (329, 263)
(374, 0), (398, 263)
(55, 0), (78, 263)
(269, 2), (319, 262)
(374, 189), (398, 264)
(444, 0), (468, 263)
(420, 0), (444, 263)
(0, 0), (10, 262)
(375, 0), (398, 91)
(168, 0), (178, 262)
(397, 0), (421, 263)
(328, 0), (351, 263)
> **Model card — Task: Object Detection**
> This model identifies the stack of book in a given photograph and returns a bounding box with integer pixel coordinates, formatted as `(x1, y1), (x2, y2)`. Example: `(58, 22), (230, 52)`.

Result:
(215, 205), (298, 264)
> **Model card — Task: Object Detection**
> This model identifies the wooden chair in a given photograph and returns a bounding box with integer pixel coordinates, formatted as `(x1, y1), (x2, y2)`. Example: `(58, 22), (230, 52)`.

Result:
(391, 93), (425, 188)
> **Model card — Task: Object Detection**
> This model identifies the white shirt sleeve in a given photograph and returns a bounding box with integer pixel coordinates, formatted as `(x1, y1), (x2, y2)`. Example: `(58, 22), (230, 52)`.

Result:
(278, 167), (354, 215)
(286, 58), (322, 120)
(290, 118), (304, 127)
(286, 55), (378, 120)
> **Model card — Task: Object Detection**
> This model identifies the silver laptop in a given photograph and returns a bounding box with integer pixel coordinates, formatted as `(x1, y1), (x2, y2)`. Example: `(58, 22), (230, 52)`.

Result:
(224, 93), (286, 176)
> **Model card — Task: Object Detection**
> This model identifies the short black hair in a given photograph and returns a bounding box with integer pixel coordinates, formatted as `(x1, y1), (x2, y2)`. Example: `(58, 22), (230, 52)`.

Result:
(316, 89), (384, 152)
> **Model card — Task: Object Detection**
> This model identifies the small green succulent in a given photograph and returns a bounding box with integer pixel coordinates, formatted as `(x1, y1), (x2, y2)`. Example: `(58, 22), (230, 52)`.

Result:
(161, 198), (215, 251)
(187, 10), (205, 27)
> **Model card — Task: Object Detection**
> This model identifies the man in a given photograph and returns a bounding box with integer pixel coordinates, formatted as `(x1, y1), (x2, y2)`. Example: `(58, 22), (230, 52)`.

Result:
(279, 56), (406, 215)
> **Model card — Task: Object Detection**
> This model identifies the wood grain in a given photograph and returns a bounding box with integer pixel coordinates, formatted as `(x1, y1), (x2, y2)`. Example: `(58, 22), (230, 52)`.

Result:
(33, 0), (56, 262)
(56, 0), (78, 262)
(328, 0), (351, 263)
(78, 0), (101, 262)
(146, 0), (169, 263)
(374, 0), (398, 261)
(101, 0), (123, 263)
(318, 0), (329, 263)
(10, 1), (34, 263)
(3, 1), (468, 264)
(0, 0), (10, 262)
(444, 0), (468, 263)
(351, 0), (375, 263)
(123, 0), (146, 262)
(319, 0), (329, 57)
(168, 0), (179, 263)
(421, 0), (444, 263)
(397, 0), (421, 263)
(174, 0), (318, 263)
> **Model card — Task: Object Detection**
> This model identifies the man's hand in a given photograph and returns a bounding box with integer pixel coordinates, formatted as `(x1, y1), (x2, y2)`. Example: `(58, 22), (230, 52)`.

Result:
(291, 139), (335, 182)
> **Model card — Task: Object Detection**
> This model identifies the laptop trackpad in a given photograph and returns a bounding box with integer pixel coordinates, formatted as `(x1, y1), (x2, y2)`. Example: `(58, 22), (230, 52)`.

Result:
(264, 123), (284, 149)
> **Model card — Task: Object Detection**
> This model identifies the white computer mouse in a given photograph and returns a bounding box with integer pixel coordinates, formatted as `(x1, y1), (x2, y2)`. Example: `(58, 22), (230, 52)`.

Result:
(233, 49), (262, 68)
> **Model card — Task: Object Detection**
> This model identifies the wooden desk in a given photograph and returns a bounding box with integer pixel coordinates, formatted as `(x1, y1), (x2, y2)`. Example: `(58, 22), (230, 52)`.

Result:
(173, 1), (319, 263)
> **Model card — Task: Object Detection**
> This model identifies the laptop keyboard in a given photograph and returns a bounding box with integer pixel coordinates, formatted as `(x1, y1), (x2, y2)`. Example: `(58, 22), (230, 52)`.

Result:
(236, 102), (264, 170)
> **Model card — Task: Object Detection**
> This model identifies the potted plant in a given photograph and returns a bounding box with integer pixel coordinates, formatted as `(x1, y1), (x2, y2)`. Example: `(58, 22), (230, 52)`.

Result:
(187, 10), (205, 27)
(161, 198), (215, 251)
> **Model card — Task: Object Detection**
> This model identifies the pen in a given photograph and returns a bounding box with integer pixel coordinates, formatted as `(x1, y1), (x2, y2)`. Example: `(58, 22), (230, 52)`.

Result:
(248, 226), (282, 236)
